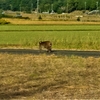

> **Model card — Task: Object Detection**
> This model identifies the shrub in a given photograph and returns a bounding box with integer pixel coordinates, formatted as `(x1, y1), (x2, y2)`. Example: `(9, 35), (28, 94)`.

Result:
(38, 15), (42, 20)
(0, 19), (10, 24)
(77, 17), (81, 21)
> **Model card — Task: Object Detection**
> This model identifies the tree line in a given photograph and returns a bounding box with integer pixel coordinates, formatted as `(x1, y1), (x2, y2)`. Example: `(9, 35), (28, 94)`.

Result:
(0, 0), (100, 13)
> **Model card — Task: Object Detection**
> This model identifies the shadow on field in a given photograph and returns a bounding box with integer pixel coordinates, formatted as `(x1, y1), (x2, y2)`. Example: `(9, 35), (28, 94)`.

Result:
(0, 49), (100, 57)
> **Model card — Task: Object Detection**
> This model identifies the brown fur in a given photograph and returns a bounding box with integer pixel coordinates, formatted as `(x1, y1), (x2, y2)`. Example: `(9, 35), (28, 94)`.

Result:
(39, 41), (52, 52)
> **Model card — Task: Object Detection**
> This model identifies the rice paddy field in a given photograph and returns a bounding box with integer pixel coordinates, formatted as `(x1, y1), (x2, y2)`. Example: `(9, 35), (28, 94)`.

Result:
(0, 24), (100, 50)
(0, 24), (100, 100)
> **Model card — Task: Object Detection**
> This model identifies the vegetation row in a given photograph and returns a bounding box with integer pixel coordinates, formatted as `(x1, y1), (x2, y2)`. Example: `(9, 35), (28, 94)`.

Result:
(0, 25), (100, 50)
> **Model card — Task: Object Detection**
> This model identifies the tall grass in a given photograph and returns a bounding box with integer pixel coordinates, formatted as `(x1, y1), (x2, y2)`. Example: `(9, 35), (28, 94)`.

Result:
(0, 25), (100, 50)
(1, 24), (100, 31)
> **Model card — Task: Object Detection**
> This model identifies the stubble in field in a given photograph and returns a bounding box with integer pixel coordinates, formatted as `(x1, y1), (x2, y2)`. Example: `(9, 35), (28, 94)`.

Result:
(0, 53), (100, 100)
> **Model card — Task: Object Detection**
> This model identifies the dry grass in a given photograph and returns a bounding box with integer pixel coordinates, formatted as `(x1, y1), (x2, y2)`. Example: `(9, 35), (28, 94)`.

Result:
(3, 10), (100, 25)
(3, 18), (100, 25)
(0, 53), (100, 100)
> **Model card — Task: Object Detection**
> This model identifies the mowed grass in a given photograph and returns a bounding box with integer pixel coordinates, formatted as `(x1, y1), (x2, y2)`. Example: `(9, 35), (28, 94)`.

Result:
(0, 53), (100, 99)
(0, 25), (100, 50)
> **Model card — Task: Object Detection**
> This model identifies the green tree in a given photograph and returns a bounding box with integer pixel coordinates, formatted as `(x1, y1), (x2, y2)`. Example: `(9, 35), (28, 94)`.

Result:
(0, 0), (100, 13)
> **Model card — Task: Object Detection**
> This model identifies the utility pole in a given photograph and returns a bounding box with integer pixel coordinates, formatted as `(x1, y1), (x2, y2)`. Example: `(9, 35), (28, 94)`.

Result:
(19, 0), (22, 13)
(19, 4), (21, 13)
(67, 2), (69, 13)
(37, 0), (39, 13)
(51, 4), (54, 13)
(10, 4), (12, 11)
(96, 1), (98, 10)
(85, 2), (86, 12)
(31, 3), (33, 13)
